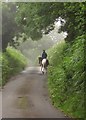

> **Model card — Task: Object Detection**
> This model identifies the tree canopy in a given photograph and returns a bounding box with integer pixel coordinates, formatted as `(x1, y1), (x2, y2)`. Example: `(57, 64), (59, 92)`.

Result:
(2, 3), (21, 51)
(16, 2), (85, 42)
(2, 2), (86, 51)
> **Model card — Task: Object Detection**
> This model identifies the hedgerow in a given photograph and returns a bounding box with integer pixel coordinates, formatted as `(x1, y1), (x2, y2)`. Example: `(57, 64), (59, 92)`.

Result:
(48, 35), (85, 118)
(1, 46), (27, 86)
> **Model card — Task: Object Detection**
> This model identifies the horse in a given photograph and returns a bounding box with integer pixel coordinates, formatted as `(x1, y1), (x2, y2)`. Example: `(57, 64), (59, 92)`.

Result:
(38, 57), (49, 74)
(41, 58), (48, 74)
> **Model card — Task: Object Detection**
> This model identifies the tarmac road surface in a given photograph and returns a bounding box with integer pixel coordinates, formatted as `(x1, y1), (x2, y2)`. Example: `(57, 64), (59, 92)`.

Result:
(2, 67), (68, 118)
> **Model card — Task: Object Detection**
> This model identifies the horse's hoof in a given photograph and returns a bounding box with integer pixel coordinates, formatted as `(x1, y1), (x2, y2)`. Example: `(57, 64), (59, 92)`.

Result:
(42, 71), (44, 74)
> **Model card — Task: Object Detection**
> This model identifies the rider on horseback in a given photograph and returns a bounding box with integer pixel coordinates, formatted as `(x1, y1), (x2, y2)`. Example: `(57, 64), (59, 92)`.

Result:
(38, 50), (49, 74)
(42, 50), (47, 60)
(38, 50), (49, 66)
(41, 50), (49, 66)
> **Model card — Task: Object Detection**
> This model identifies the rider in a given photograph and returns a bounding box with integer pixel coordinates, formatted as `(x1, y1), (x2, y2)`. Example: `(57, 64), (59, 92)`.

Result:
(41, 50), (47, 60)
(41, 50), (49, 66)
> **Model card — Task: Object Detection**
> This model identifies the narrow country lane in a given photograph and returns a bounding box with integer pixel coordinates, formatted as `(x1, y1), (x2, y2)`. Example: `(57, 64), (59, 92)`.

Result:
(2, 67), (67, 118)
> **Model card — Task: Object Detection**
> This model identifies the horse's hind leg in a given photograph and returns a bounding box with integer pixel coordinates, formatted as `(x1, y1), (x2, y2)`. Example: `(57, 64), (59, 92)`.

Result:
(42, 71), (44, 74)
(45, 67), (47, 74)
(42, 65), (45, 74)
(41, 65), (42, 71)
(40, 64), (44, 74)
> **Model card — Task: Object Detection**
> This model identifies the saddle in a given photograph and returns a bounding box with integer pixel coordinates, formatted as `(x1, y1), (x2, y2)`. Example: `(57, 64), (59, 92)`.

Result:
(38, 57), (49, 66)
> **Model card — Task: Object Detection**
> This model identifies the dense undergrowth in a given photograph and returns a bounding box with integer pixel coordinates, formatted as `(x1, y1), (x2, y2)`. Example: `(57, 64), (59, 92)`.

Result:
(0, 52), (2, 86)
(48, 35), (85, 118)
(0, 46), (27, 86)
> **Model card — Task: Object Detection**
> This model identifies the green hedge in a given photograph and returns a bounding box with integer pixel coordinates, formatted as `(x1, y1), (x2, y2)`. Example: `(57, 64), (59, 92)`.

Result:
(1, 46), (27, 86)
(48, 35), (85, 118)
(0, 52), (2, 86)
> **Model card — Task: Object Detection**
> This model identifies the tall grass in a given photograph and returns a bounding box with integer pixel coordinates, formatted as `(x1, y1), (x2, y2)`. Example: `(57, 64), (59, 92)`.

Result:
(48, 35), (85, 118)
(1, 46), (27, 86)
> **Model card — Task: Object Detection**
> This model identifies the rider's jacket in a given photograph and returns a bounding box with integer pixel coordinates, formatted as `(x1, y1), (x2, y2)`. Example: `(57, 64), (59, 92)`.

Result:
(42, 52), (47, 59)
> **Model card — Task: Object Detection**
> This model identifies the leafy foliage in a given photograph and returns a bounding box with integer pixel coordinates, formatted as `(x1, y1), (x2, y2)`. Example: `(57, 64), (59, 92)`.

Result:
(2, 2), (85, 50)
(48, 35), (85, 118)
(1, 46), (27, 86)
(16, 2), (86, 42)
(2, 3), (21, 51)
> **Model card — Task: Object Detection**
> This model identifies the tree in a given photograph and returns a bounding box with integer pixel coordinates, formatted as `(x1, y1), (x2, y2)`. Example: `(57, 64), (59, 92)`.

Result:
(2, 3), (21, 51)
(59, 2), (85, 42)
(0, 2), (2, 51)
(16, 2), (86, 42)
(2, 2), (85, 51)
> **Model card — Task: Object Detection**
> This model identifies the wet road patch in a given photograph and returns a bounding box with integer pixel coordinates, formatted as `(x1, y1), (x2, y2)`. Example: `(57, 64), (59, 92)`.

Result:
(17, 96), (29, 109)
